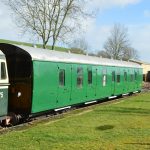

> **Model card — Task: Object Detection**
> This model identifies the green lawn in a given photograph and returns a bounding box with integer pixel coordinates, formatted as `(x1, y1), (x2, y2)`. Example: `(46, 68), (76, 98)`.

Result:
(0, 39), (69, 52)
(0, 92), (150, 150)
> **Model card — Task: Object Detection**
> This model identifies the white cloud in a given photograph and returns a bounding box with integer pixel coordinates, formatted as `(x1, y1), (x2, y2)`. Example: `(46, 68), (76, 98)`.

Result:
(0, 3), (31, 42)
(83, 0), (143, 53)
(84, 23), (150, 62)
(85, 23), (111, 52)
(129, 24), (150, 62)
(0, 3), (17, 40)
(0, 0), (149, 63)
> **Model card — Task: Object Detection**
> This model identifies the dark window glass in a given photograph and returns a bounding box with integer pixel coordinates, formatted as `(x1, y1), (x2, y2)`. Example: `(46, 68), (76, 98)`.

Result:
(124, 72), (127, 81)
(135, 71), (137, 80)
(59, 69), (65, 86)
(117, 74), (120, 83)
(77, 67), (83, 88)
(1, 62), (6, 80)
(88, 70), (92, 84)
(112, 71), (115, 82)
(131, 74), (134, 82)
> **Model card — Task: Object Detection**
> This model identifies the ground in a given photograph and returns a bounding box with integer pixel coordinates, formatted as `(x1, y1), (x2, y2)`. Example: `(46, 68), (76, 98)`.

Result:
(0, 92), (150, 150)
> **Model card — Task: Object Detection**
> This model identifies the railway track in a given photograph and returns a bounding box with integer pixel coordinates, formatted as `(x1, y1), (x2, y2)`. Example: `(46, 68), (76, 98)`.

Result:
(0, 92), (141, 135)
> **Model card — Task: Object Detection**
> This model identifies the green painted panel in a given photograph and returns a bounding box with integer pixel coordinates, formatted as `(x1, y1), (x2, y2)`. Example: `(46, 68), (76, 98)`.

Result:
(31, 61), (58, 113)
(121, 67), (128, 94)
(110, 67), (116, 95)
(0, 87), (8, 117)
(56, 63), (72, 107)
(95, 66), (111, 100)
(137, 68), (143, 90)
(31, 60), (143, 114)
(71, 64), (87, 104)
(70, 64), (87, 104)
(106, 66), (113, 97)
(95, 66), (102, 99)
(129, 68), (135, 92)
(114, 67), (121, 95)
(135, 68), (142, 91)
(86, 65), (97, 101)
(101, 66), (111, 98)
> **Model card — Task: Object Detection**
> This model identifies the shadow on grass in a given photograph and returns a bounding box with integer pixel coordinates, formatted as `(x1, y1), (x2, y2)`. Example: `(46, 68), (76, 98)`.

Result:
(96, 125), (114, 131)
(95, 107), (150, 116)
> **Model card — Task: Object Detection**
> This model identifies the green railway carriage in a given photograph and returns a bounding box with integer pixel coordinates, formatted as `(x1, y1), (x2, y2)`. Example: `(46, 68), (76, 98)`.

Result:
(0, 43), (142, 120)
(0, 50), (9, 121)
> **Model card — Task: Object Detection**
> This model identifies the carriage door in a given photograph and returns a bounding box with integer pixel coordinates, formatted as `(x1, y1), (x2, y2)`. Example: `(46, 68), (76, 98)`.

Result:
(86, 66), (97, 100)
(134, 70), (138, 90)
(123, 70), (128, 93)
(111, 70), (115, 95)
(57, 64), (72, 107)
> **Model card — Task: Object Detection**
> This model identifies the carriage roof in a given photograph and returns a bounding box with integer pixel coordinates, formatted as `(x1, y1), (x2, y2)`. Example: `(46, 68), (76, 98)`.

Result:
(0, 44), (142, 68)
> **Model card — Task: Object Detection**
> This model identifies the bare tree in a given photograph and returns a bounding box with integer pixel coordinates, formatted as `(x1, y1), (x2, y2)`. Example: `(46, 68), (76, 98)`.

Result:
(96, 50), (110, 58)
(103, 23), (138, 60)
(4, 0), (92, 49)
(123, 47), (139, 61)
(69, 37), (90, 54)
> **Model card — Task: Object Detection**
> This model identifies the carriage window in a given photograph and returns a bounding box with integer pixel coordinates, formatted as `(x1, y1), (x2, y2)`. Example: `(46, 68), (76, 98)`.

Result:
(135, 71), (137, 80)
(59, 69), (65, 86)
(88, 70), (92, 84)
(117, 74), (120, 83)
(112, 71), (115, 82)
(1, 62), (6, 80)
(124, 72), (127, 81)
(131, 74), (134, 82)
(102, 75), (107, 86)
(77, 67), (83, 88)
(102, 69), (107, 86)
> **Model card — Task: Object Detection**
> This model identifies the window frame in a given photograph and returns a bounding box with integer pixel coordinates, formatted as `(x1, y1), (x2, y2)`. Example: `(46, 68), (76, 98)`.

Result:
(77, 67), (83, 88)
(134, 71), (137, 81)
(0, 59), (9, 85)
(124, 71), (127, 82)
(1, 62), (7, 80)
(112, 71), (115, 82)
(102, 69), (107, 87)
(59, 69), (65, 87)
(88, 69), (92, 85)
(131, 74), (134, 82)
(117, 74), (120, 83)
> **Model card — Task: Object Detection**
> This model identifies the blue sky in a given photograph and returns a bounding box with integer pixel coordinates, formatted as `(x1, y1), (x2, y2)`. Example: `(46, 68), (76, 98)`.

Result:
(0, 0), (150, 62)
(97, 0), (150, 24)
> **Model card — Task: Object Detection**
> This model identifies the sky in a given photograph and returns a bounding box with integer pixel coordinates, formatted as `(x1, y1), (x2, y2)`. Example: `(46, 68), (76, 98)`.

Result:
(0, 0), (150, 62)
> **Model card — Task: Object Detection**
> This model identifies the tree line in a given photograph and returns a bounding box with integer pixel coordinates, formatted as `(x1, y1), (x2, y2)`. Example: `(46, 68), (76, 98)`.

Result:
(70, 24), (138, 61)
(3, 0), (138, 61)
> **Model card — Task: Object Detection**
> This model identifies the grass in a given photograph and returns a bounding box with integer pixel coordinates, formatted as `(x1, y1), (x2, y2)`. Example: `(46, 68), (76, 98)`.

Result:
(0, 92), (150, 150)
(0, 39), (69, 52)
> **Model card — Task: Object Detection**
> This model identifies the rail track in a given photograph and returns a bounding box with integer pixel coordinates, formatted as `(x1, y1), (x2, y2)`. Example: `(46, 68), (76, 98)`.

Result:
(0, 92), (141, 135)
